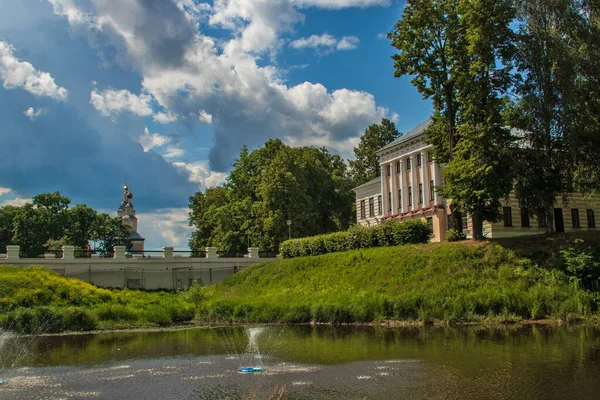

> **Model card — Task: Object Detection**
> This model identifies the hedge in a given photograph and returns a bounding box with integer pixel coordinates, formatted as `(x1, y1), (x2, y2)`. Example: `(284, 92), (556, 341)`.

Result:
(280, 219), (432, 258)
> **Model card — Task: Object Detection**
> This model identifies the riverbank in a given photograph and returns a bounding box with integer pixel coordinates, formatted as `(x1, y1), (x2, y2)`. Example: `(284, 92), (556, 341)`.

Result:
(2, 232), (599, 334)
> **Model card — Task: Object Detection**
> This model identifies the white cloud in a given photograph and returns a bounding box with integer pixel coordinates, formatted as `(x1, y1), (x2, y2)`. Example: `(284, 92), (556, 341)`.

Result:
(290, 34), (359, 52)
(164, 147), (185, 159)
(153, 111), (178, 124)
(173, 161), (228, 190)
(198, 109), (213, 124)
(136, 208), (194, 249)
(90, 87), (153, 118)
(23, 107), (46, 121)
(0, 197), (32, 207)
(296, 0), (390, 8)
(47, 0), (93, 26)
(0, 41), (68, 101)
(138, 127), (169, 152)
(0, 187), (11, 196)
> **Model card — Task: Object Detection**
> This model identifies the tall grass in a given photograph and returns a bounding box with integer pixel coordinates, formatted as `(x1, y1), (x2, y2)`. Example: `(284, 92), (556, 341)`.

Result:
(193, 242), (599, 324)
(0, 266), (195, 334)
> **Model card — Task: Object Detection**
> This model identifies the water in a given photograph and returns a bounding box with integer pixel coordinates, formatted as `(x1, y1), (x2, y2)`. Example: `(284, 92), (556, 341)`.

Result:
(1, 324), (600, 399)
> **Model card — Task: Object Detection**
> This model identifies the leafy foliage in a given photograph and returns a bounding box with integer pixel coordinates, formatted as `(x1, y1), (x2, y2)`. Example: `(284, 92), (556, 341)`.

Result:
(349, 118), (401, 186)
(279, 219), (432, 258)
(189, 139), (355, 253)
(445, 228), (467, 242)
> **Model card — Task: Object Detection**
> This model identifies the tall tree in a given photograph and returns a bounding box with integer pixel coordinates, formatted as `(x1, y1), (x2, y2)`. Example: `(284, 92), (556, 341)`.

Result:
(349, 118), (400, 186)
(92, 213), (132, 256)
(0, 205), (19, 252)
(388, 0), (467, 232)
(506, 0), (576, 233)
(67, 204), (98, 250)
(442, 0), (516, 240)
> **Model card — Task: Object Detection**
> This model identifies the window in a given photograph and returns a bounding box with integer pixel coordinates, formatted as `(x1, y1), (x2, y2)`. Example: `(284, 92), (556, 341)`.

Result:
(447, 214), (455, 230)
(503, 207), (513, 227)
(417, 154), (422, 167)
(398, 189), (402, 211)
(378, 195), (382, 215)
(430, 180), (435, 201)
(360, 200), (366, 219)
(428, 152), (433, 163)
(386, 164), (391, 177)
(427, 217), (434, 231)
(408, 186), (412, 207)
(418, 183), (423, 204)
(572, 209), (580, 228)
(462, 216), (468, 230)
(587, 209), (596, 228)
(521, 207), (530, 228)
(406, 158), (411, 170)
(388, 192), (392, 212)
(396, 160), (401, 174)
(369, 197), (375, 217)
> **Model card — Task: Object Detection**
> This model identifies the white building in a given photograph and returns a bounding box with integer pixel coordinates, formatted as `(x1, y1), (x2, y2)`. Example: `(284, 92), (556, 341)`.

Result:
(117, 184), (145, 251)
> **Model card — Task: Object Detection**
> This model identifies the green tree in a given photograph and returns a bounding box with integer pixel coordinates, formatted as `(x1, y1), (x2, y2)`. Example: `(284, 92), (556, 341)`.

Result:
(443, 0), (516, 240)
(92, 213), (131, 256)
(349, 118), (400, 185)
(0, 205), (19, 251)
(189, 140), (355, 253)
(67, 204), (98, 250)
(507, 0), (576, 233)
(388, 0), (467, 232)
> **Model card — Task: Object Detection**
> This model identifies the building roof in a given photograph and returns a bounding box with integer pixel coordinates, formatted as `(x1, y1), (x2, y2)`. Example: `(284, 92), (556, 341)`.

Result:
(378, 117), (432, 153)
(352, 176), (381, 192)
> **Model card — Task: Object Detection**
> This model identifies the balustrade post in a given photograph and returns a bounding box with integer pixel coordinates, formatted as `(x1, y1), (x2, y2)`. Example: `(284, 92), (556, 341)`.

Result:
(6, 245), (20, 260)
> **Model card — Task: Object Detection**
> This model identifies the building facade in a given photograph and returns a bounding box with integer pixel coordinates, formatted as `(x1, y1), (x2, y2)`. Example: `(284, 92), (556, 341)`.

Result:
(352, 118), (599, 241)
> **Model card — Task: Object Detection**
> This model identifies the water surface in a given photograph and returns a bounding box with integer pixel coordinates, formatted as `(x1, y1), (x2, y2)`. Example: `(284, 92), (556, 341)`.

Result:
(1, 324), (599, 399)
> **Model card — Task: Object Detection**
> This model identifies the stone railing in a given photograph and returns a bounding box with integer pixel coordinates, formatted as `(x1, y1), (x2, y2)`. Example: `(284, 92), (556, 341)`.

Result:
(0, 245), (265, 261)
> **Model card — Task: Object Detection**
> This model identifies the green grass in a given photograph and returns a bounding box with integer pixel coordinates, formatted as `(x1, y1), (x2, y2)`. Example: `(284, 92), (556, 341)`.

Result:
(0, 266), (194, 334)
(195, 239), (600, 324)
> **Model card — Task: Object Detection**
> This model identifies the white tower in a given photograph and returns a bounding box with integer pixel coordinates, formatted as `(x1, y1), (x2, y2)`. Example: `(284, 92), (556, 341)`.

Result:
(117, 183), (145, 251)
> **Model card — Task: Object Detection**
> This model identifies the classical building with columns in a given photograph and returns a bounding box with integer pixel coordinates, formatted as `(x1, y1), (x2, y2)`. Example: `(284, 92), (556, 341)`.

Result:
(352, 118), (600, 241)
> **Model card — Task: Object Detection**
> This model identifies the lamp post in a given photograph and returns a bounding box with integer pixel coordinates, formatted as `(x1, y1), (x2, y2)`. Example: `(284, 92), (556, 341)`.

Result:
(287, 220), (292, 240)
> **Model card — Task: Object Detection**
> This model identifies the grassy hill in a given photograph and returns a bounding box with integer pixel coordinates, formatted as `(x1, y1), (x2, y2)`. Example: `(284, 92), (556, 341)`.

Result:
(0, 266), (195, 333)
(195, 235), (600, 324)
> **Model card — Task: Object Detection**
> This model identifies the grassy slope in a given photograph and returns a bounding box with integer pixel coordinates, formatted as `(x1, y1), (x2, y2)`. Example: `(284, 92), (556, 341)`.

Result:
(199, 237), (598, 323)
(0, 266), (194, 333)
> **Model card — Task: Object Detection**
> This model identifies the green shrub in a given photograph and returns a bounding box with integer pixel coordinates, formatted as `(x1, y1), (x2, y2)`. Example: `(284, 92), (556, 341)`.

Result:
(145, 306), (172, 326)
(95, 304), (139, 322)
(446, 228), (467, 242)
(168, 304), (195, 323)
(280, 219), (432, 258)
(4, 308), (36, 334)
(34, 307), (64, 333)
(63, 308), (98, 331)
(283, 305), (311, 323)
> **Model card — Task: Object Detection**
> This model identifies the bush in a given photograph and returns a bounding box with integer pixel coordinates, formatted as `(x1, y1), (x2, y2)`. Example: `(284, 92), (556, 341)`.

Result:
(168, 304), (195, 323)
(280, 219), (432, 258)
(145, 306), (172, 326)
(34, 307), (65, 333)
(95, 304), (139, 322)
(63, 308), (98, 331)
(446, 228), (467, 242)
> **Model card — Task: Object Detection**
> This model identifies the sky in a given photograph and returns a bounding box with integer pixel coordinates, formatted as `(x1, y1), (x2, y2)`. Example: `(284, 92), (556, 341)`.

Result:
(0, 0), (432, 250)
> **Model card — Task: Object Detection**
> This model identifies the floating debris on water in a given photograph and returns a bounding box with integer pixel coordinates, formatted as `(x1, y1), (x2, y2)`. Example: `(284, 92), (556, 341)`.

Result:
(239, 367), (263, 373)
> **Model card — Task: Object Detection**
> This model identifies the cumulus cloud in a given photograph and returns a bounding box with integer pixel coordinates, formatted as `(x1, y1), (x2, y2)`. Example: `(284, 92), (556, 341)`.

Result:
(136, 208), (194, 249)
(0, 197), (32, 207)
(290, 34), (359, 52)
(48, 0), (395, 173)
(23, 107), (46, 121)
(153, 111), (178, 124)
(173, 161), (228, 190)
(138, 127), (169, 152)
(0, 41), (68, 101)
(0, 187), (11, 196)
(164, 146), (185, 159)
(90, 87), (153, 118)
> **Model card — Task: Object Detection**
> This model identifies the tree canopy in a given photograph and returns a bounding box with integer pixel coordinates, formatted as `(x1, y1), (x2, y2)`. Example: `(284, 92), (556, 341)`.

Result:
(189, 139), (355, 253)
(1, 192), (130, 256)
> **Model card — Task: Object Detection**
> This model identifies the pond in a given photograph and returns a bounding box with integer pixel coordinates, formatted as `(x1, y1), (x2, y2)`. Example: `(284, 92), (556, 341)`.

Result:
(1, 324), (599, 399)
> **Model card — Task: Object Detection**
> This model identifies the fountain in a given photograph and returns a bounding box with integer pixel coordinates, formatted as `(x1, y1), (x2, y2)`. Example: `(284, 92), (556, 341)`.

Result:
(238, 326), (265, 373)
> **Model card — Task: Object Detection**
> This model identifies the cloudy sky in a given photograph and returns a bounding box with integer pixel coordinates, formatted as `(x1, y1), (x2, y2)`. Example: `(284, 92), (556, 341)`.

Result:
(0, 0), (430, 249)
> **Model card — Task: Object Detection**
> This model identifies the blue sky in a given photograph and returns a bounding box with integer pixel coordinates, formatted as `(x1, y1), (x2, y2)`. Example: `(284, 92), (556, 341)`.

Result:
(0, 0), (431, 249)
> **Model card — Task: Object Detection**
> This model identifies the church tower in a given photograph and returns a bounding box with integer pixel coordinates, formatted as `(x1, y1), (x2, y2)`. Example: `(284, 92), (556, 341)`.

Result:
(118, 183), (145, 251)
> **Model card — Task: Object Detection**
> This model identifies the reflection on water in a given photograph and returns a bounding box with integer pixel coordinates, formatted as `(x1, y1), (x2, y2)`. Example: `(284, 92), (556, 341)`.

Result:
(0, 324), (599, 399)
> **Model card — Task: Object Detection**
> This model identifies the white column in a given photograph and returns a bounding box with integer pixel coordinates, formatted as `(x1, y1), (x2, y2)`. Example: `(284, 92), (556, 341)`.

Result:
(380, 164), (387, 217)
(421, 150), (430, 206)
(114, 245), (126, 260)
(390, 161), (397, 215)
(433, 162), (442, 205)
(163, 247), (174, 259)
(62, 245), (75, 260)
(399, 157), (408, 214)
(206, 247), (218, 259)
(410, 154), (418, 210)
(248, 247), (260, 258)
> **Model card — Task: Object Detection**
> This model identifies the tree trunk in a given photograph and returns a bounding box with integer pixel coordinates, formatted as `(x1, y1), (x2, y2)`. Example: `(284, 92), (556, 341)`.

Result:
(471, 213), (484, 241)
(449, 203), (463, 234)
(545, 207), (554, 234)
